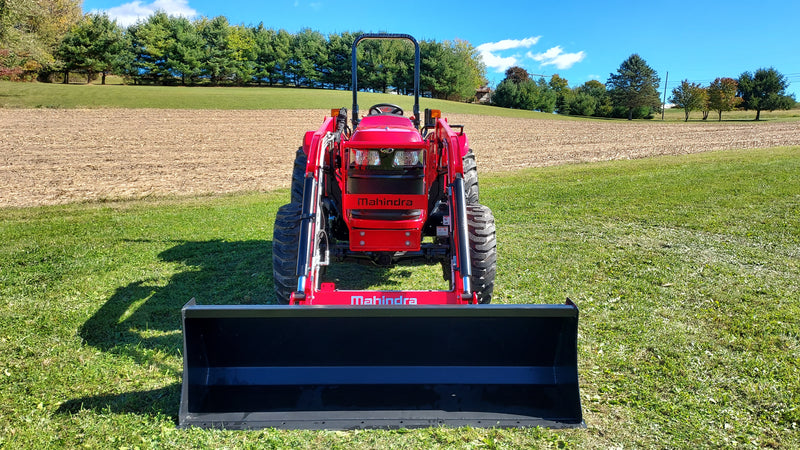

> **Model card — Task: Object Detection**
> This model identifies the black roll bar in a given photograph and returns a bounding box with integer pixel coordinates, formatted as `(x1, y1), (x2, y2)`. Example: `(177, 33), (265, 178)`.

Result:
(351, 33), (420, 130)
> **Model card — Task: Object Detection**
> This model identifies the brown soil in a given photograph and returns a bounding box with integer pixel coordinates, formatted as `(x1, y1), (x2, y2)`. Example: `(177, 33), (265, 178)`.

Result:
(2, 108), (799, 207)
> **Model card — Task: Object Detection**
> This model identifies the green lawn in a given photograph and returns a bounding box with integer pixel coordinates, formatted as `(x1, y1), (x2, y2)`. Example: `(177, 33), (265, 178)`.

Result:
(1, 147), (798, 448)
(0, 80), (562, 119)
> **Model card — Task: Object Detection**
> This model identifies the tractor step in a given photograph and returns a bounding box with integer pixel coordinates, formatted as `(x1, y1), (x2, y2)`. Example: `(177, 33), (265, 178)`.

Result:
(179, 300), (583, 430)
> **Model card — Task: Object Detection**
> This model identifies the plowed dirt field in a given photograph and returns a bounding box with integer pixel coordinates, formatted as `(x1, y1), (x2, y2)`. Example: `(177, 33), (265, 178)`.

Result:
(2, 108), (799, 207)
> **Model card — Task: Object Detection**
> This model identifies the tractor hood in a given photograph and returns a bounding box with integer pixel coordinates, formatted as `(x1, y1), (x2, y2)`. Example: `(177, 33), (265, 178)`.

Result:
(348, 115), (424, 148)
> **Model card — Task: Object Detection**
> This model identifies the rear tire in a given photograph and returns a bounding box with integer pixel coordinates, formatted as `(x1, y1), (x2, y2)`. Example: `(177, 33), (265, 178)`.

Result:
(463, 150), (479, 205)
(290, 147), (307, 204)
(272, 202), (301, 304)
(467, 204), (496, 304)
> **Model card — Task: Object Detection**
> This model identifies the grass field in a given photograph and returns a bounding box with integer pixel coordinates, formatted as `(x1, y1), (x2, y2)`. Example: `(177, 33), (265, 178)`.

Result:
(1, 147), (798, 448)
(3, 80), (799, 122)
(0, 80), (556, 119)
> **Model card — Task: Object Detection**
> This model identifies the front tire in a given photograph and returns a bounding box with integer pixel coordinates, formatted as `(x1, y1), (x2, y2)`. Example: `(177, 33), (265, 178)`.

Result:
(467, 204), (497, 304)
(272, 202), (301, 304)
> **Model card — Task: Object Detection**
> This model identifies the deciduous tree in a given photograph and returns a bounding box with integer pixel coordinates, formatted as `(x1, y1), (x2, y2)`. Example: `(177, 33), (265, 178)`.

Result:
(549, 74), (570, 114)
(737, 68), (796, 120)
(707, 77), (741, 121)
(504, 66), (529, 84)
(1, 0), (81, 78)
(670, 80), (707, 121)
(228, 24), (256, 85)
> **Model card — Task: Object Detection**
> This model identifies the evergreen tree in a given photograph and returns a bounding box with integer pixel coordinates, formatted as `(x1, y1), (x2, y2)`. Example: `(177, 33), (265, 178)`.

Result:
(420, 40), (447, 98)
(576, 80), (612, 117)
(491, 78), (522, 109)
(253, 26), (291, 86)
(420, 39), (485, 101)
(56, 13), (123, 84)
(533, 77), (556, 113)
(197, 16), (236, 85)
(55, 17), (94, 83)
(607, 54), (661, 120)
(358, 39), (397, 93)
(129, 12), (172, 83)
(166, 16), (202, 85)
(566, 91), (597, 116)
(324, 31), (357, 90)
(252, 25), (273, 85)
(288, 28), (326, 87)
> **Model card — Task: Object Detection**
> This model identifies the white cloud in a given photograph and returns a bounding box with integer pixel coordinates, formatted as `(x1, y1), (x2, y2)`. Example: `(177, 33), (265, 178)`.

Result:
(96, 0), (198, 27)
(476, 37), (541, 73)
(528, 46), (586, 70)
(477, 37), (540, 53)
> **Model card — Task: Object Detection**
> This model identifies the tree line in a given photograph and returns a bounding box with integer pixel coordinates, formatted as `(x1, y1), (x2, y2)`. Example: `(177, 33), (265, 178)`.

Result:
(2, 2), (795, 117)
(670, 69), (795, 121)
(492, 55), (796, 120)
(491, 55), (664, 119)
(1, 7), (487, 102)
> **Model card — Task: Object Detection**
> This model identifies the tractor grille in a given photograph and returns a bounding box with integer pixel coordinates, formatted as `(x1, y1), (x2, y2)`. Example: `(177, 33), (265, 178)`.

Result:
(346, 169), (425, 195)
(347, 169), (424, 221)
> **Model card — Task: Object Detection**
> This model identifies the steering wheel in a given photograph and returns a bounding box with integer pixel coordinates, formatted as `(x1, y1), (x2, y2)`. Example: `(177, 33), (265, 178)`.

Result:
(368, 103), (404, 116)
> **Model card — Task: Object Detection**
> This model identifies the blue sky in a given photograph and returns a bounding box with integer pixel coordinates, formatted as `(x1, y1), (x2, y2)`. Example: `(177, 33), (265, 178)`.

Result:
(83, 0), (800, 98)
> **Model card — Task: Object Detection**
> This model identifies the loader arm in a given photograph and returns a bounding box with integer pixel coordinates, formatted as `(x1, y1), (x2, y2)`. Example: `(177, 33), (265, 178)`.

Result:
(431, 116), (475, 301)
(294, 118), (336, 302)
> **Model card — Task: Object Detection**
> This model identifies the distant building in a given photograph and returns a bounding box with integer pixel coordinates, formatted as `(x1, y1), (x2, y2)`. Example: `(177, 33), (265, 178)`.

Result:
(475, 86), (491, 104)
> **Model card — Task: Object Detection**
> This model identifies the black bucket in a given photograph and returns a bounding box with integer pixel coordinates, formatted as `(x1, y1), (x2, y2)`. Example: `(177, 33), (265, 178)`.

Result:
(179, 300), (583, 429)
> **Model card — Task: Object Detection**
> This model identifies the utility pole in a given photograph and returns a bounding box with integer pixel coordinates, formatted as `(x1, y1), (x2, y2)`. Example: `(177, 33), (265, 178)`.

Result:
(662, 71), (669, 120)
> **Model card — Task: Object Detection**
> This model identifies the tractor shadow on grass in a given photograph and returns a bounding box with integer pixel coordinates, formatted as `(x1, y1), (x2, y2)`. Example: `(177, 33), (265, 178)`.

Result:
(58, 239), (421, 419)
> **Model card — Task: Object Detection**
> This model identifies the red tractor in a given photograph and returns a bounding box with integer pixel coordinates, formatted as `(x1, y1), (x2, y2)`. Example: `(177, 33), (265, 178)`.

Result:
(179, 34), (582, 430)
(272, 45), (494, 307)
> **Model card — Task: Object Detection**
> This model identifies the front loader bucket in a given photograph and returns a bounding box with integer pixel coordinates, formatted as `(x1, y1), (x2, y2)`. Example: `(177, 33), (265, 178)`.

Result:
(179, 300), (583, 430)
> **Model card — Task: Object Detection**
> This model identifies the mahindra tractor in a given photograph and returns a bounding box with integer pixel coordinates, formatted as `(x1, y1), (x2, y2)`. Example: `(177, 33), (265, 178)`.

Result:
(179, 33), (582, 430)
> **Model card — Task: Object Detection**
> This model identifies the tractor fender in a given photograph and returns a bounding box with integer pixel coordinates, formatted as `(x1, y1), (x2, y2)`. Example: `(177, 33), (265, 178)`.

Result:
(302, 130), (315, 155)
(457, 133), (469, 158)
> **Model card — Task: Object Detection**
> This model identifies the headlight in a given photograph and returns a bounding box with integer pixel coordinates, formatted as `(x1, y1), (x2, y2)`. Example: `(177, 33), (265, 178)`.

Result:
(350, 149), (423, 168)
(393, 149), (421, 167)
(350, 149), (382, 166)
